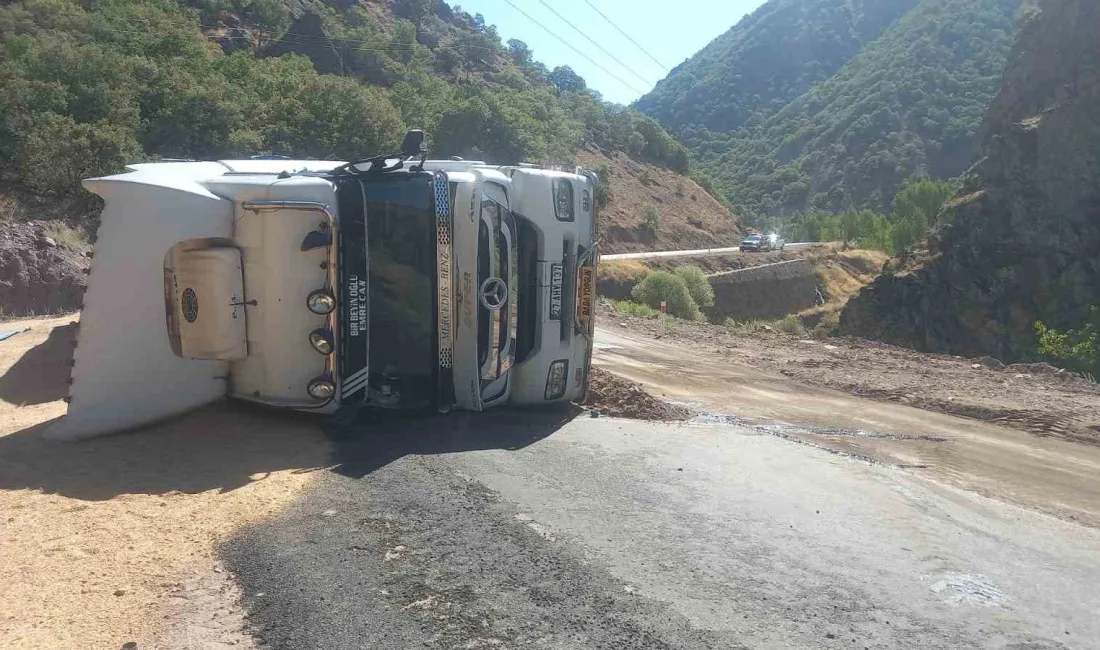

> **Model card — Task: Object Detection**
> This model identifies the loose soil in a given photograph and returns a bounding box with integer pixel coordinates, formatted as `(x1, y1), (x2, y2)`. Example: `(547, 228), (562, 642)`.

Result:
(0, 221), (89, 318)
(583, 367), (692, 421)
(0, 315), (330, 649)
(598, 302), (1100, 447)
(593, 322), (1100, 529)
(579, 149), (742, 254)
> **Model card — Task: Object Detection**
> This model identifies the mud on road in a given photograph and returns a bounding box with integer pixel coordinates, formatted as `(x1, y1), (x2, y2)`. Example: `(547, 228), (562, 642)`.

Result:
(600, 302), (1100, 447)
(594, 320), (1100, 529)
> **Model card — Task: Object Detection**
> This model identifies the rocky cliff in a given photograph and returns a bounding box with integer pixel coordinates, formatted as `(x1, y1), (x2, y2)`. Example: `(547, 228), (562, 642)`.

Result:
(840, 0), (1100, 359)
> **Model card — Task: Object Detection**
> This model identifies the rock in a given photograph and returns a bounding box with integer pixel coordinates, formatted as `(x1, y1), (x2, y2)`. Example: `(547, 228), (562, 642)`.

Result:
(37, 235), (57, 248)
(840, 1), (1100, 362)
(113, 589), (127, 597)
(1, 220), (87, 316)
(974, 356), (1006, 370)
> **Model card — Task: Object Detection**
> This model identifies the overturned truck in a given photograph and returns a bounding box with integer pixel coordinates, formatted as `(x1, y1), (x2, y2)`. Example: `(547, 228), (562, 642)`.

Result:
(52, 131), (598, 440)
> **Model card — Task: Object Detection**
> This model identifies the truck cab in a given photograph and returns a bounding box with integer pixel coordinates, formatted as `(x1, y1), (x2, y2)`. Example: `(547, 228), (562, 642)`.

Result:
(53, 133), (598, 439)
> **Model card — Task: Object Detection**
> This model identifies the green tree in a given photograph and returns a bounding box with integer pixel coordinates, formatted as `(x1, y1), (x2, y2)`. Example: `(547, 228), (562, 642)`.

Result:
(1036, 307), (1100, 378)
(674, 266), (714, 308)
(641, 205), (660, 236)
(893, 177), (955, 226)
(631, 270), (700, 320)
(549, 65), (586, 95)
(506, 38), (532, 66)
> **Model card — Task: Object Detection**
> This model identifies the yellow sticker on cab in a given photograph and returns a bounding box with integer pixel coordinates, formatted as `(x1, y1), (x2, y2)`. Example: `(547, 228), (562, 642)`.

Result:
(578, 267), (594, 322)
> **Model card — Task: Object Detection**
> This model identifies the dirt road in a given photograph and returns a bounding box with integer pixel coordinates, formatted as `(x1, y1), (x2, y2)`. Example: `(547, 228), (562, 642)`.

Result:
(0, 316), (331, 649)
(594, 326), (1100, 529)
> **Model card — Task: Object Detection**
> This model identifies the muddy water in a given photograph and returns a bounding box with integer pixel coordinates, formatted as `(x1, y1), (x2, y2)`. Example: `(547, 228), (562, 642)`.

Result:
(594, 328), (1100, 528)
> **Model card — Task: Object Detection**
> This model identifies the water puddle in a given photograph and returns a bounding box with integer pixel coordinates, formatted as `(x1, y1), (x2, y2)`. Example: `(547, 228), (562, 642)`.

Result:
(692, 411), (947, 468)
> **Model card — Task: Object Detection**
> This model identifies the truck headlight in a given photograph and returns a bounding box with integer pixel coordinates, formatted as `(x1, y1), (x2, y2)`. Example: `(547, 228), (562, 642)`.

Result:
(553, 179), (574, 222)
(309, 328), (334, 355)
(307, 375), (336, 401)
(307, 289), (335, 315)
(544, 360), (569, 400)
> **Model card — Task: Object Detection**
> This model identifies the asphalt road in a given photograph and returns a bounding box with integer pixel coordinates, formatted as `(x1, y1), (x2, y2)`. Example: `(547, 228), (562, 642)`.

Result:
(223, 407), (1100, 649)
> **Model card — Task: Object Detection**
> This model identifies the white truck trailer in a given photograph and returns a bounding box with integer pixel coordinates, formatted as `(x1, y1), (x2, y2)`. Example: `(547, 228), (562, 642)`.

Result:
(51, 131), (598, 440)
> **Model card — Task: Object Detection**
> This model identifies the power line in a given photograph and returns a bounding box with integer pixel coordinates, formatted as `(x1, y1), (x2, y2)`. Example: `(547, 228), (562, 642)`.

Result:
(534, 0), (654, 89)
(498, 0), (649, 95)
(581, 0), (670, 73)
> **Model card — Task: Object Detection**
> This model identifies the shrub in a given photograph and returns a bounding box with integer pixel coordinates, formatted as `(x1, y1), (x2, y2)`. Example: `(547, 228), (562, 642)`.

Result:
(610, 300), (659, 318)
(674, 265), (714, 308)
(42, 221), (91, 253)
(17, 113), (141, 194)
(639, 168), (653, 186)
(593, 163), (611, 208)
(775, 314), (808, 337)
(1036, 307), (1100, 379)
(599, 259), (649, 284)
(631, 270), (700, 320)
(640, 205), (660, 236)
(725, 318), (765, 335)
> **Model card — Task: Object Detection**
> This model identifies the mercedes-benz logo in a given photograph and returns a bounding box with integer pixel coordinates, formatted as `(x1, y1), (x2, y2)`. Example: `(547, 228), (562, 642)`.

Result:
(182, 287), (199, 323)
(479, 277), (508, 311)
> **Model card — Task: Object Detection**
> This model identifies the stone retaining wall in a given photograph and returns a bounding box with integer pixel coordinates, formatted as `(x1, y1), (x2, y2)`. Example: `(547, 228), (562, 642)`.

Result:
(704, 259), (817, 322)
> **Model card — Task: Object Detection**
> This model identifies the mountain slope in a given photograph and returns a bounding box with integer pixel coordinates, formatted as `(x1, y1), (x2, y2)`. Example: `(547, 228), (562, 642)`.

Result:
(578, 150), (741, 254)
(840, 0), (1100, 359)
(635, 0), (919, 147)
(0, 0), (738, 258)
(637, 0), (1024, 217)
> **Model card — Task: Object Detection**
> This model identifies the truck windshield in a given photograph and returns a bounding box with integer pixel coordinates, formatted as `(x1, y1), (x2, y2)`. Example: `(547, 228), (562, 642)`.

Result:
(363, 175), (436, 408)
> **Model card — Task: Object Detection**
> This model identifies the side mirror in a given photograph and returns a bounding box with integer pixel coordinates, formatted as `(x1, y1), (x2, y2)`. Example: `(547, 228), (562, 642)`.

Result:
(401, 129), (425, 157)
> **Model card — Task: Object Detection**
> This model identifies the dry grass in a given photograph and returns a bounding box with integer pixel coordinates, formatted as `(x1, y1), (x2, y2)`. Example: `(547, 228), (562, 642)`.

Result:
(41, 221), (91, 254)
(0, 195), (18, 222)
(578, 149), (743, 254)
(800, 249), (889, 331)
(599, 259), (650, 284)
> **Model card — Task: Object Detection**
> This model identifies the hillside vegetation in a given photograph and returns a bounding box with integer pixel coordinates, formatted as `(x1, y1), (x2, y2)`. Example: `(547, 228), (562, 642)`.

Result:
(637, 0), (1025, 219)
(0, 0), (706, 206)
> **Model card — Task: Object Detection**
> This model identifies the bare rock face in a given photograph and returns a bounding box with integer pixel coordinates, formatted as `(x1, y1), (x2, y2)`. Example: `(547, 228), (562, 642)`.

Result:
(0, 221), (88, 317)
(264, 12), (344, 75)
(841, 0), (1100, 359)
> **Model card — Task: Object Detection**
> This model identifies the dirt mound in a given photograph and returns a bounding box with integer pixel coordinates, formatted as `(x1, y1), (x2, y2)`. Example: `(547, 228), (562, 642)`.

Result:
(0, 220), (88, 317)
(583, 367), (692, 420)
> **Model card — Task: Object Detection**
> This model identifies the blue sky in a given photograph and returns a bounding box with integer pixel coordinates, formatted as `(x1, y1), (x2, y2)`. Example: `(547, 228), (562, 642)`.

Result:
(453, 0), (768, 105)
